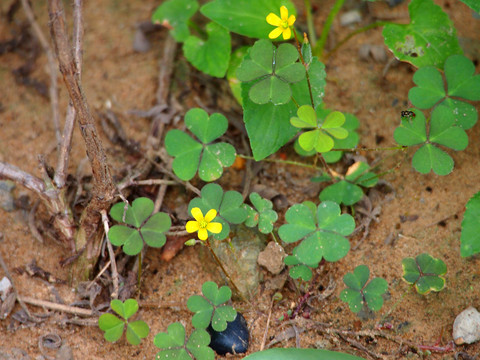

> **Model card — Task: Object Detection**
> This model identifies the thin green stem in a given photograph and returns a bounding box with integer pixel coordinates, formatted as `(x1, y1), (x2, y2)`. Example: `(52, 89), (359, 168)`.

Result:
(304, 0), (317, 47)
(324, 21), (393, 61)
(238, 154), (320, 170)
(293, 28), (315, 108)
(380, 285), (413, 324)
(205, 238), (246, 302)
(137, 251), (142, 289)
(314, 0), (345, 59)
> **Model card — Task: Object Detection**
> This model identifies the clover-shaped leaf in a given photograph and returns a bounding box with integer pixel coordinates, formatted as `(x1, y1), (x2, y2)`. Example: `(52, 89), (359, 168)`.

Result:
(319, 162), (378, 206)
(382, 0), (462, 68)
(460, 191), (480, 258)
(237, 39), (305, 105)
(279, 201), (355, 274)
(183, 22), (231, 78)
(187, 281), (237, 332)
(154, 323), (214, 360)
(284, 255), (313, 281)
(294, 110), (359, 162)
(402, 253), (447, 295)
(98, 299), (149, 345)
(243, 193), (278, 234)
(165, 108), (236, 182)
(152, 0), (198, 42)
(188, 183), (247, 240)
(291, 106), (348, 153)
(394, 108), (468, 175)
(108, 198), (171, 256)
(409, 55), (479, 130)
(340, 265), (388, 314)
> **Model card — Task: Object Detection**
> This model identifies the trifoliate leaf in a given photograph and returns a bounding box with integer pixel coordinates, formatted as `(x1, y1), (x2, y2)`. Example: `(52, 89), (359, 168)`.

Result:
(402, 253), (447, 294)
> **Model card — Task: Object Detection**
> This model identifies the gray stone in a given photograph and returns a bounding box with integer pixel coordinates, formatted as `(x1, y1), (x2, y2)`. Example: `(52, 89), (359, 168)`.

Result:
(453, 306), (480, 344)
(0, 181), (15, 212)
(200, 224), (266, 300)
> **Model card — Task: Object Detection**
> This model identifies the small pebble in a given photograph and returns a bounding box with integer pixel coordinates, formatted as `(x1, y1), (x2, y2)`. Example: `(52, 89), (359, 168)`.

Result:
(340, 10), (362, 26)
(208, 313), (249, 355)
(453, 307), (480, 345)
(257, 241), (285, 275)
(0, 180), (15, 212)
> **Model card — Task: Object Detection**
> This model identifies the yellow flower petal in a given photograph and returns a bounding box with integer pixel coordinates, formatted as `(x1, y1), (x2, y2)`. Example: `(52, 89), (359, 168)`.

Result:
(282, 27), (292, 40)
(266, 13), (282, 26)
(207, 222), (222, 234)
(186, 220), (200, 233)
(204, 209), (217, 223)
(198, 228), (208, 241)
(269, 27), (283, 39)
(191, 207), (204, 222)
(280, 6), (288, 21)
(288, 14), (296, 26)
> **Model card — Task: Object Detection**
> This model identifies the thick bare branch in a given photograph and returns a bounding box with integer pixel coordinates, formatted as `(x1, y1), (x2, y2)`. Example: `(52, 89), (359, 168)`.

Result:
(48, 0), (115, 203)
(53, 0), (84, 188)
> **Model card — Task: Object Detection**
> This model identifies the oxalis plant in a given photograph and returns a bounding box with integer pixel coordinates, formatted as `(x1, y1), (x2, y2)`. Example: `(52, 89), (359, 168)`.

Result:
(94, 0), (480, 358)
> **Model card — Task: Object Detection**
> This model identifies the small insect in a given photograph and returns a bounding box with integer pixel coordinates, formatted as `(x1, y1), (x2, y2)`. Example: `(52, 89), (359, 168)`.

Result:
(401, 110), (416, 122)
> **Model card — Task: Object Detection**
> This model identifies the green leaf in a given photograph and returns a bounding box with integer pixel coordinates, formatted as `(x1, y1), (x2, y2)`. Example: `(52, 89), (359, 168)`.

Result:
(186, 330), (214, 360)
(110, 198), (154, 227)
(166, 109), (236, 181)
(279, 201), (354, 267)
(440, 99), (478, 130)
(429, 106), (468, 151)
(408, 67), (446, 109)
(290, 57), (326, 108)
(445, 54), (480, 100)
(165, 130), (202, 181)
(237, 40), (304, 105)
(402, 253), (447, 294)
(227, 46), (250, 105)
(152, 0), (199, 42)
(244, 192), (278, 233)
(460, 191), (480, 257)
(187, 282), (236, 332)
(141, 212), (171, 248)
(240, 56), (325, 160)
(322, 112), (360, 163)
(320, 162), (377, 206)
(382, 0), (462, 68)
(412, 144), (454, 175)
(186, 108), (228, 144)
(459, 0), (480, 13)
(98, 313), (124, 343)
(108, 198), (170, 256)
(320, 181), (363, 206)
(183, 22), (231, 78)
(126, 321), (150, 345)
(241, 82), (298, 160)
(200, 0), (296, 39)
(154, 326), (214, 360)
(394, 109), (427, 146)
(290, 105), (316, 128)
(341, 265), (387, 313)
(243, 348), (366, 360)
(322, 111), (345, 128)
(99, 299), (147, 345)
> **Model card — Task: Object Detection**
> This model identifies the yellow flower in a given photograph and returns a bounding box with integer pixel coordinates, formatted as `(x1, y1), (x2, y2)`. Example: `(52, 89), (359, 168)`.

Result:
(266, 6), (296, 40)
(186, 207), (222, 241)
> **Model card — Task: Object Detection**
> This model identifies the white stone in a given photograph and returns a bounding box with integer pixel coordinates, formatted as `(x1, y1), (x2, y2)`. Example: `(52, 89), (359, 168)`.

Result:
(453, 307), (480, 344)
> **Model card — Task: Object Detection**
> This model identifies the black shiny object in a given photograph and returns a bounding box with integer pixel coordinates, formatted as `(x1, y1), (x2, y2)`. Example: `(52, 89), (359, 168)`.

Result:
(208, 312), (249, 355)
